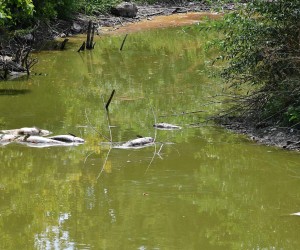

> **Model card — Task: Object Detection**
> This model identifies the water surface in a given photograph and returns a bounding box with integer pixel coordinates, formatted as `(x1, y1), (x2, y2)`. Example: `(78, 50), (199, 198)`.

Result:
(1, 23), (300, 250)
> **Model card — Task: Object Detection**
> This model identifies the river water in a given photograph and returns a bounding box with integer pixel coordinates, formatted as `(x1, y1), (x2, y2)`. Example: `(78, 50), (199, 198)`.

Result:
(1, 20), (300, 250)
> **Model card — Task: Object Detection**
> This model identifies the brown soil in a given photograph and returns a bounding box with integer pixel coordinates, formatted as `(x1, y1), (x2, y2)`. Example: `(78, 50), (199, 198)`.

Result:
(100, 12), (222, 34)
(220, 118), (300, 152)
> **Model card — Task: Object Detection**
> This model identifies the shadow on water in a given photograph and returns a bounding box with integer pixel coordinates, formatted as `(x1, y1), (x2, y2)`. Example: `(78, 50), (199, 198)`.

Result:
(0, 89), (31, 96)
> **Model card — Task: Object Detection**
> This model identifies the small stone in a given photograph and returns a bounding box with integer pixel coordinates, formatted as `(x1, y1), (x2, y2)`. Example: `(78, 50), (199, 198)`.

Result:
(71, 22), (82, 33)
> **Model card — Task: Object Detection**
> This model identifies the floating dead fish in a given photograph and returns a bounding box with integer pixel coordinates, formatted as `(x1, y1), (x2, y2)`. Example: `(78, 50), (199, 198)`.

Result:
(48, 134), (85, 143)
(115, 137), (155, 149)
(14, 135), (73, 148)
(16, 135), (65, 144)
(0, 134), (20, 145)
(0, 127), (52, 136)
(153, 123), (182, 130)
(290, 212), (300, 216)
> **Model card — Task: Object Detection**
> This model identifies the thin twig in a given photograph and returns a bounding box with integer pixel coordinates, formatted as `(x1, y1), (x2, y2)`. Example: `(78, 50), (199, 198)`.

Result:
(159, 109), (205, 118)
(151, 105), (157, 142)
(84, 108), (110, 141)
(145, 143), (158, 175)
(84, 151), (95, 165)
(96, 147), (112, 181)
(144, 106), (160, 174)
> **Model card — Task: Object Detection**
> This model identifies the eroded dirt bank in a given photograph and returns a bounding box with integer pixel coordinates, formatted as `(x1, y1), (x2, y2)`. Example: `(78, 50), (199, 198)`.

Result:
(220, 118), (300, 151)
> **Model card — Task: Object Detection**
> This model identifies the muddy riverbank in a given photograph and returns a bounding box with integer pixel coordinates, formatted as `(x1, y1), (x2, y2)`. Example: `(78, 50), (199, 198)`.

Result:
(220, 117), (300, 151)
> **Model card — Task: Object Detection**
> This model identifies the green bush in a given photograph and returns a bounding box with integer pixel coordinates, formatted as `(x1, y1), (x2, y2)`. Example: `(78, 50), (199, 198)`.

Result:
(215, 0), (300, 126)
(32, 0), (80, 19)
(0, 0), (34, 27)
(0, 0), (123, 27)
(81, 0), (121, 15)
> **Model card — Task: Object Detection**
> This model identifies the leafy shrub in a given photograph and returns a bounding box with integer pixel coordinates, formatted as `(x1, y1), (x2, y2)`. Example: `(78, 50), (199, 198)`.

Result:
(214, 0), (300, 126)
(0, 0), (34, 27)
(32, 0), (80, 19)
(81, 0), (121, 15)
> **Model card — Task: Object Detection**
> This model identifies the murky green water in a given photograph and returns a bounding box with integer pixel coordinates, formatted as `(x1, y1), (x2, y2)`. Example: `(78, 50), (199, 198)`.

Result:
(1, 26), (300, 250)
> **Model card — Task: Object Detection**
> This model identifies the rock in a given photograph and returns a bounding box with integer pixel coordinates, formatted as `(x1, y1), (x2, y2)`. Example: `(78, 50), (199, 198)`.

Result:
(71, 22), (82, 34)
(22, 34), (34, 42)
(111, 2), (138, 18)
(0, 55), (13, 62)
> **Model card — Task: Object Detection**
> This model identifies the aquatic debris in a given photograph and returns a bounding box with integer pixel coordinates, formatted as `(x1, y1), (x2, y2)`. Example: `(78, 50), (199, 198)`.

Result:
(0, 128), (85, 147)
(0, 134), (20, 146)
(153, 123), (182, 130)
(115, 137), (155, 149)
(15, 135), (67, 147)
(0, 127), (52, 136)
(290, 212), (300, 216)
(48, 134), (85, 143)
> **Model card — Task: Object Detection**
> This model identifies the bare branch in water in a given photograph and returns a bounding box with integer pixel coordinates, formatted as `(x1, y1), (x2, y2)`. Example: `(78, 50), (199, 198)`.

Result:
(102, 95), (113, 142)
(96, 147), (112, 181)
(84, 108), (109, 141)
(120, 34), (128, 51)
(159, 109), (205, 118)
(105, 89), (115, 111)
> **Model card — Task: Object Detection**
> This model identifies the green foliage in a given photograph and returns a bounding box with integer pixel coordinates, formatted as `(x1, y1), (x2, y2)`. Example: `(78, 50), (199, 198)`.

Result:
(32, 0), (80, 19)
(0, 0), (34, 27)
(82, 0), (121, 15)
(0, 0), (123, 27)
(215, 0), (300, 126)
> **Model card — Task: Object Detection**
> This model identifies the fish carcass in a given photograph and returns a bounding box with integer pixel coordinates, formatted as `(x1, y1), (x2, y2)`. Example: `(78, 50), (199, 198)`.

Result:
(15, 135), (67, 148)
(48, 134), (85, 143)
(115, 137), (155, 149)
(153, 123), (182, 130)
(0, 134), (20, 146)
(0, 127), (52, 136)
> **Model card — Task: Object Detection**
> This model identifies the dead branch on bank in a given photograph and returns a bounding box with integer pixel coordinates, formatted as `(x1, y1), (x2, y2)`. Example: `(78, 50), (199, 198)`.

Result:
(86, 20), (96, 49)
(0, 42), (37, 80)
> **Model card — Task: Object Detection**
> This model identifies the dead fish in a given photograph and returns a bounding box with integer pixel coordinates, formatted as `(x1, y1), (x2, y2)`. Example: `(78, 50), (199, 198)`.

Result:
(153, 123), (182, 130)
(0, 127), (52, 136)
(48, 134), (85, 143)
(15, 135), (66, 145)
(122, 137), (154, 147)
(290, 212), (300, 216)
(0, 134), (20, 145)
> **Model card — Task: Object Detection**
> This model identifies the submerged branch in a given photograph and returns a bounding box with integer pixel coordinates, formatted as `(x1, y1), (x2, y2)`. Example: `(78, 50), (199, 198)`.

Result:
(84, 108), (110, 141)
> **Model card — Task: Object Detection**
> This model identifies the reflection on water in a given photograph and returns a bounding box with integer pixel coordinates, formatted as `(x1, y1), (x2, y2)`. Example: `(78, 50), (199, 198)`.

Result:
(1, 23), (300, 250)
